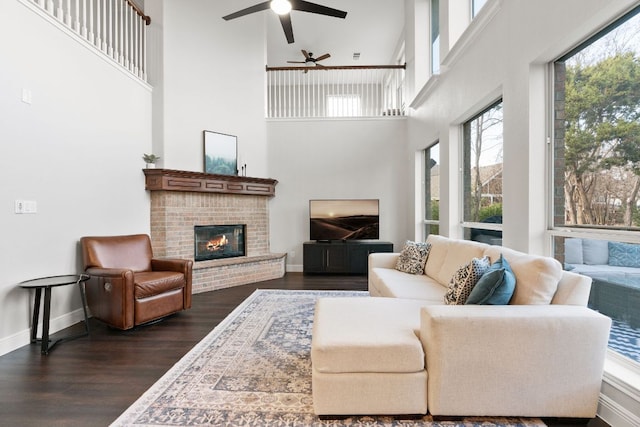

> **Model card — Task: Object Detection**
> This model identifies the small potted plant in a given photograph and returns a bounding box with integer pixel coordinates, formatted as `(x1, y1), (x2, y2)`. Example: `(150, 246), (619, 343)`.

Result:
(142, 153), (160, 168)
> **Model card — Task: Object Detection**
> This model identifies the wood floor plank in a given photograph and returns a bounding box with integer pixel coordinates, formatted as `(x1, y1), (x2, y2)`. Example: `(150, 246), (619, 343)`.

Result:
(0, 273), (607, 426)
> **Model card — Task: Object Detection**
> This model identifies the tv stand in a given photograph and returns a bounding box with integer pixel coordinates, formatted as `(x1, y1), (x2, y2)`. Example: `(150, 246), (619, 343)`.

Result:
(303, 241), (393, 274)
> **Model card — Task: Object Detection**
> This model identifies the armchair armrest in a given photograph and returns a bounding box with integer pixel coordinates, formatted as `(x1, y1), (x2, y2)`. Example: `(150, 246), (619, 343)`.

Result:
(151, 258), (193, 308)
(420, 305), (611, 417)
(84, 267), (136, 330)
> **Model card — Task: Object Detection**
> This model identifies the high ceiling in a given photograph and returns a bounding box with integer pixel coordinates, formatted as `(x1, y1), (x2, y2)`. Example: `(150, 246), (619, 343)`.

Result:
(220, 1), (405, 67)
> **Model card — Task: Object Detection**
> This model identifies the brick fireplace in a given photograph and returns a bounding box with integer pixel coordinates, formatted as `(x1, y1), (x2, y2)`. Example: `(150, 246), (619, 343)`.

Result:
(144, 169), (285, 294)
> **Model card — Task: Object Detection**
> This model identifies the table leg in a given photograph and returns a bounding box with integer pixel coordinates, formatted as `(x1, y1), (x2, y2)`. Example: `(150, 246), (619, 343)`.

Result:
(41, 287), (52, 355)
(31, 288), (42, 343)
(78, 281), (90, 335)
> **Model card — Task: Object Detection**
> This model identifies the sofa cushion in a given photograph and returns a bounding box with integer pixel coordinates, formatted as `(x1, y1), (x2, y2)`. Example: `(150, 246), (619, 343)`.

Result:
(466, 254), (515, 305)
(312, 297), (427, 373)
(371, 267), (447, 302)
(425, 235), (489, 286)
(564, 238), (583, 265)
(395, 241), (432, 274)
(608, 241), (640, 268)
(484, 246), (563, 305)
(582, 239), (608, 265)
(444, 256), (491, 305)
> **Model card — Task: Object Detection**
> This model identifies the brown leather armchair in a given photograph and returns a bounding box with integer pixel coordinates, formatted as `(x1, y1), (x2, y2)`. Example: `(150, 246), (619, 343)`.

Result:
(80, 234), (193, 330)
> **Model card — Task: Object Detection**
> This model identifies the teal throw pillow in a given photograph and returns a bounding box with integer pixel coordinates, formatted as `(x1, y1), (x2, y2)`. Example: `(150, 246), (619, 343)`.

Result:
(466, 254), (516, 305)
(608, 241), (640, 268)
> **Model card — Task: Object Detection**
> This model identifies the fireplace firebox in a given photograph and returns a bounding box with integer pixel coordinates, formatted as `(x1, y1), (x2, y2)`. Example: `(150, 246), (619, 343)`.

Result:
(194, 225), (246, 261)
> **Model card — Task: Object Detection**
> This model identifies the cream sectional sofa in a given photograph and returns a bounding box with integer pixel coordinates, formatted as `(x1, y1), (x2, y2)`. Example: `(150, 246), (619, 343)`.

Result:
(311, 235), (612, 418)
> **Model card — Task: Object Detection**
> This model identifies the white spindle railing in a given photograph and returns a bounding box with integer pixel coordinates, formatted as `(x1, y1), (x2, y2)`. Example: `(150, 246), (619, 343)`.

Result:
(266, 65), (406, 119)
(21, 0), (150, 82)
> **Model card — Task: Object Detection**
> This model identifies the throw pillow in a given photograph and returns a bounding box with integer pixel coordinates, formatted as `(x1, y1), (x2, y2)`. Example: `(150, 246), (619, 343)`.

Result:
(608, 241), (640, 268)
(444, 256), (491, 305)
(582, 239), (609, 265)
(395, 241), (432, 275)
(466, 254), (516, 305)
(564, 238), (583, 265)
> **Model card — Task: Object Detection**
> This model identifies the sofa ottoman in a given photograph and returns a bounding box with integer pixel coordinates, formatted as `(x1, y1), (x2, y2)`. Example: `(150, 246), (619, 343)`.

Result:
(311, 297), (429, 415)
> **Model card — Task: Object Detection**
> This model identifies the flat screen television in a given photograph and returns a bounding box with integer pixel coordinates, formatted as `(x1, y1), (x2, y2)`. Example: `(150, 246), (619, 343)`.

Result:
(309, 199), (380, 241)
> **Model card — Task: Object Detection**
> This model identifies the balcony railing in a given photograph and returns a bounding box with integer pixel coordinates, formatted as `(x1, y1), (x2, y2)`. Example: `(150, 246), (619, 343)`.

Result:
(20, 0), (150, 82)
(266, 64), (406, 119)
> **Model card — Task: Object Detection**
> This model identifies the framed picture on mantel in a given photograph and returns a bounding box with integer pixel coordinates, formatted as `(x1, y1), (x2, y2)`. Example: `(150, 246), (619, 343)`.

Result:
(203, 130), (237, 175)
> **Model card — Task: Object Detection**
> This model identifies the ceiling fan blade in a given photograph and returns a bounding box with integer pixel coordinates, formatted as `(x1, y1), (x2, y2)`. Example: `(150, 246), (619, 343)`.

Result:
(287, 61), (306, 63)
(302, 49), (311, 59)
(290, 0), (347, 19)
(315, 53), (331, 61)
(222, 1), (271, 20)
(315, 63), (326, 68)
(279, 14), (295, 44)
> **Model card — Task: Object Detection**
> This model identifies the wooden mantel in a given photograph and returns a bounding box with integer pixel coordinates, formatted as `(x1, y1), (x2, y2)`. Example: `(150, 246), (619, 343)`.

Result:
(143, 169), (278, 197)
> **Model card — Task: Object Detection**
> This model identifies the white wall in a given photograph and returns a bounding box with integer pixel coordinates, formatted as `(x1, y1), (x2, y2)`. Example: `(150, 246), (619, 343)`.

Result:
(148, 0), (269, 177)
(267, 118), (410, 269)
(0, 1), (152, 355)
(151, 0), (413, 271)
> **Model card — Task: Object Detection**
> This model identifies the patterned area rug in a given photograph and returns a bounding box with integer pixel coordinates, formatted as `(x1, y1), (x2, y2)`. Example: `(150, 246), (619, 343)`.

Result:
(111, 289), (545, 427)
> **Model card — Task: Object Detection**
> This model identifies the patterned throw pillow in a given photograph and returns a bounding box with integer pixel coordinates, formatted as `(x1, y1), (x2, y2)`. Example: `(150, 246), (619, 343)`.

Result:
(444, 256), (491, 305)
(395, 241), (432, 274)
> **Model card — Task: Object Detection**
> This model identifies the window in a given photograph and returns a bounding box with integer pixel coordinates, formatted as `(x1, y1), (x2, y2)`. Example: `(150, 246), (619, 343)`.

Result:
(552, 6), (640, 365)
(424, 143), (440, 237)
(471, 0), (487, 18)
(326, 94), (361, 117)
(431, 0), (440, 74)
(462, 100), (503, 244)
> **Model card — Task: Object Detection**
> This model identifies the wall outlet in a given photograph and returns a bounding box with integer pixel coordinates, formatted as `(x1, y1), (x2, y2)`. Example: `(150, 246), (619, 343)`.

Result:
(15, 200), (37, 214)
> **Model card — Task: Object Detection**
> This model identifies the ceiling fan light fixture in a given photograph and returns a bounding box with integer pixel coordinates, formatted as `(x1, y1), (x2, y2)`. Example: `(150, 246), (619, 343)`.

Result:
(270, 0), (292, 15)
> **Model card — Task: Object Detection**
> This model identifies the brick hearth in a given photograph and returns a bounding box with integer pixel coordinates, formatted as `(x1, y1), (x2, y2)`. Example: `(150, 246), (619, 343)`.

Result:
(144, 169), (285, 294)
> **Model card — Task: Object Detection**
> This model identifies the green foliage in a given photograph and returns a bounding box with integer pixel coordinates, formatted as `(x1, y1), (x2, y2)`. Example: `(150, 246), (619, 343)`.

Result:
(565, 53), (640, 174)
(142, 153), (160, 163)
(478, 203), (502, 221)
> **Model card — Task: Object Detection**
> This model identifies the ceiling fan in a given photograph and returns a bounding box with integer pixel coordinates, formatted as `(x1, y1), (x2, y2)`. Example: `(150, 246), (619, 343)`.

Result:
(222, 0), (347, 44)
(287, 50), (331, 66)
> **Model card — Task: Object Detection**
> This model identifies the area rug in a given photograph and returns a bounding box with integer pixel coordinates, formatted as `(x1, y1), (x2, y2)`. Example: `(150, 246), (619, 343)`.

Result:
(111, 289), (545, 427)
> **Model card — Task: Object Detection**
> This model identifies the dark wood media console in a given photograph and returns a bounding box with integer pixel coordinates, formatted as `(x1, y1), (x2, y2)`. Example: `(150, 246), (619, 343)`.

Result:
(303, 241), (393, 274)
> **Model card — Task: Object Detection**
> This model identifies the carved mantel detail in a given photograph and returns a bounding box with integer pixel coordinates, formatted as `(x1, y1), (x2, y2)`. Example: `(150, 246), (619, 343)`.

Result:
(143, 169), (278, 197)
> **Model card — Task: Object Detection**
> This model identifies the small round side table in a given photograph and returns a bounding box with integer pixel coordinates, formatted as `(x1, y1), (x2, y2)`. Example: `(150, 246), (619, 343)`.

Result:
(18, 274), (90, 355)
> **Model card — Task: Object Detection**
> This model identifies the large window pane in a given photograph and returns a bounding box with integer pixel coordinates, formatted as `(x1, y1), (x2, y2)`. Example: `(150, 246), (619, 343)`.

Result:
(553, 6), (640, 365)
(424, 143), (440, 237)
(463, 100), (503, 244)
(431, 0), (440, 74)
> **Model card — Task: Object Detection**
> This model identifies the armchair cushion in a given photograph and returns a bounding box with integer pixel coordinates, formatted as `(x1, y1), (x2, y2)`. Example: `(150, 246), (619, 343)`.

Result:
(134, 271), (185, 299)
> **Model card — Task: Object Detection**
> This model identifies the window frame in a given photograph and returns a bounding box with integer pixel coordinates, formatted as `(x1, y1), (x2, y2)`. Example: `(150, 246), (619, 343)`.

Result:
(460, 98), (504, 241)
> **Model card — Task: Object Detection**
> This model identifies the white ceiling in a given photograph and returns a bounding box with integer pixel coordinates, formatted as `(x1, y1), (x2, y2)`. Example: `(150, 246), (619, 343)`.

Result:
(220, 1), (405, 67)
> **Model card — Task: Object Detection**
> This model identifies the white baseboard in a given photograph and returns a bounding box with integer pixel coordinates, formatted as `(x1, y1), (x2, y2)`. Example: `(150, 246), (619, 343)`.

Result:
(0, 307), (88, 357)
(599, 393), (640, 427)
(286, 264), (304, 273)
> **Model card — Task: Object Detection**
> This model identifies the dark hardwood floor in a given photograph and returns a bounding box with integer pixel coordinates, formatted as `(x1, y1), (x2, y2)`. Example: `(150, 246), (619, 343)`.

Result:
(0, 273), (609, 427)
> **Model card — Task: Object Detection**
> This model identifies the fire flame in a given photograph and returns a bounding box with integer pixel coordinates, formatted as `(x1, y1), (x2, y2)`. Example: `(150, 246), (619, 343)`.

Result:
(206, 235), (228, 251)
